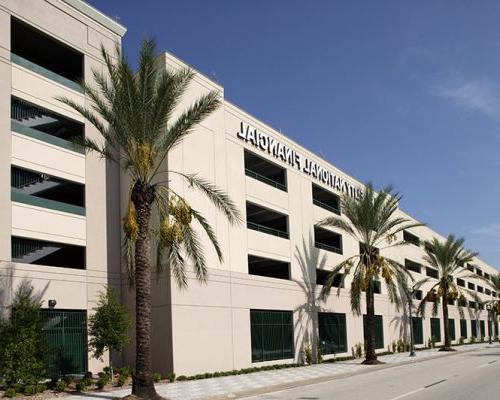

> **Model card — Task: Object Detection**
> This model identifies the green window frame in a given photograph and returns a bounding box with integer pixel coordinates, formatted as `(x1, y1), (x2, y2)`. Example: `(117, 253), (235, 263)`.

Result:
(431, 318), (441, 342)
(318, 312), (347, 354)
(412, 317), (424, 345)
(41, 310), (87, 376)
(250, 310), (294, 362)
(460, 319), (468, 339)
(363, 314), (384, 349)
(448, 319), (456, 341)
(471, 320), (477, 337)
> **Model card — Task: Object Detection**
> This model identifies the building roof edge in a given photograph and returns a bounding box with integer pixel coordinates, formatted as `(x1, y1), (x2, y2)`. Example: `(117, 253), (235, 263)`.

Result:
(61, 0), (127, 37)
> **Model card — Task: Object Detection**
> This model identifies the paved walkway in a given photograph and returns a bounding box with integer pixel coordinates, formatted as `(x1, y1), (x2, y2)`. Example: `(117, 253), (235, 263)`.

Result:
(63, 343), (497, 400)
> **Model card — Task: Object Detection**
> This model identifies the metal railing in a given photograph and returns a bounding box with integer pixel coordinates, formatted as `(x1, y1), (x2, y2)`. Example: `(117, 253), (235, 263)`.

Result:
(11, 190), (86, 216)
(315, 241), (343, 254)
(245, 169), (287, 192)
(247, 221), (289, 239)
(313, 198), (340, 215)
(11, 53), (84, 93)
(11, 120), (85, 154)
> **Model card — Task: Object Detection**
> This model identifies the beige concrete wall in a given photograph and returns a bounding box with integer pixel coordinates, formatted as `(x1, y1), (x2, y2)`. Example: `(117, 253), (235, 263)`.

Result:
(151, 51), (499, 376)
(0, 0), (124, 374)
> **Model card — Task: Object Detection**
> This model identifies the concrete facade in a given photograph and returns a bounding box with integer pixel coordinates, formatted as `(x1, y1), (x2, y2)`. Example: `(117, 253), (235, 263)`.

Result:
(0, 0), (125, 374)
(0, 0), (498, 379)
(131, 52), (500, 376)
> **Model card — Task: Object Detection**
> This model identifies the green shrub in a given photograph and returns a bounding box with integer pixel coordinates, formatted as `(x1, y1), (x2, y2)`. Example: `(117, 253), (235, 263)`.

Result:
(96, 378), (107, 390)
(97, 372), (111, 384)
(55, 381), (67, 393)
(118, 366), (131, 379)
(176, 375), (187, 381)
(116, 375), (126, 387)
(35, 384), (46, 393)
(152, 372), (161, 383)
(88, 288), (131, 364)
(76, 382), (88, 392)
(63, 375), (74, 385)
(317, 343), (323, 364)
(167, 372), (176, 382)
(23, 385), (37, 396)
(11, 385), (23, 395)
(4, 388), (16, 398)
(0, 283), (47, 388)
(304, 344), (312, 365)
(82, 377), (92, 388)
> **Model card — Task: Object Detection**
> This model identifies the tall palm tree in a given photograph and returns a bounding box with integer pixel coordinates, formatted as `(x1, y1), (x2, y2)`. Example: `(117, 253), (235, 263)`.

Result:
(57, 39), (240, 400)
(483, 273), (500, 341)
(319, 183), (423, 364)
(418, 236), (477, 351)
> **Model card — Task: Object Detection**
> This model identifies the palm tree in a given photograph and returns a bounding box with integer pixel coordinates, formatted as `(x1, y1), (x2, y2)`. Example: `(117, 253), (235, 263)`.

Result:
(57, 39), (240, 399)
(418, 235), (477, 351)
(396, 275), (430, 356)
(319, 183), (423, 364)
(483, 273), (500, 341)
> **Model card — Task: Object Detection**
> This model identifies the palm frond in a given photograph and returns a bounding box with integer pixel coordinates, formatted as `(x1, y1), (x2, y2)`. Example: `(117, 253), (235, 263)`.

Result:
(181, 225), (208, 282)
(190, 208), (223, 262)
(174, 172), (241, 225)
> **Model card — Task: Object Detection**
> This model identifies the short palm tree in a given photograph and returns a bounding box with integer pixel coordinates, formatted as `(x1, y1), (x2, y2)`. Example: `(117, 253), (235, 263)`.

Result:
(397, 275), (430, 355)
(57, 39), (240, 399)
(418, 235), (477, 351)
(319, 183), (423, 364)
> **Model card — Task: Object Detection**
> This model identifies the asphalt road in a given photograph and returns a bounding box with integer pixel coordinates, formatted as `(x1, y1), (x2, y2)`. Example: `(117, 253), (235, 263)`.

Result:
(244, 347), (500, 400)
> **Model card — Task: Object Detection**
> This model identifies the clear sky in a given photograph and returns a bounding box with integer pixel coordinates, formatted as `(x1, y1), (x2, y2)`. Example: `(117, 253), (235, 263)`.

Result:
(89, 0), (500, 268)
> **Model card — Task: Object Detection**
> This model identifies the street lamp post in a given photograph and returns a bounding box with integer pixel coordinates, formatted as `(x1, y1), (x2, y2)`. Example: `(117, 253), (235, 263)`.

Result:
(409, 296), (416, 357)
(486, 304), (492, 345)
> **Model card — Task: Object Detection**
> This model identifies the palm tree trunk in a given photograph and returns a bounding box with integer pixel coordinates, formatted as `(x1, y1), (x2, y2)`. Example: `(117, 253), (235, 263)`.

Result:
(363, 283), (380, 364)
(131, 183), (159, 400)
(440, 292), (452, 351)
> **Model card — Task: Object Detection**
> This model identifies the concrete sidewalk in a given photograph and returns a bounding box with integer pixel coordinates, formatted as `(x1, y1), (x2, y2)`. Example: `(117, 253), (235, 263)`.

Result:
(62, 343), (498, 400)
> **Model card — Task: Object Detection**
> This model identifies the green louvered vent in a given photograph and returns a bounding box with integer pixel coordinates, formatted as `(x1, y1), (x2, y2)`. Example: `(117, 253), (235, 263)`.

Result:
(318, 312), (347, 354)
(448, 319), (456, 341)
(480, 320), (486, 338)
(251, 310), (294, 362)
(41, 310), (87, 376)
(431, 318), (441, 342)
(472, 320), (478, 337)
(460, 319), (468, 339)
(363, 314), (384, 349)
(412, 317), (423, 345)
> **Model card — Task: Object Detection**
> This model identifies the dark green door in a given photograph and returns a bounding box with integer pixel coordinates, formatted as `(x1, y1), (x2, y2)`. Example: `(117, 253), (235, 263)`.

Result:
(431, 318), (441, 342)
(363, 314), (384, 349)
(41, 310), (87, 376)
(448, 319), (456, 341)
(318, 312), (347, 354)
(412, 317), (423, 345)
(460, 319), (467, 339)
(480, 320), (486, 338)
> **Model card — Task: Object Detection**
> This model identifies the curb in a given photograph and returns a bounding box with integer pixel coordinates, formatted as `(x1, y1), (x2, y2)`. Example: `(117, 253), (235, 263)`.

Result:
(201, 344), (500, 400)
